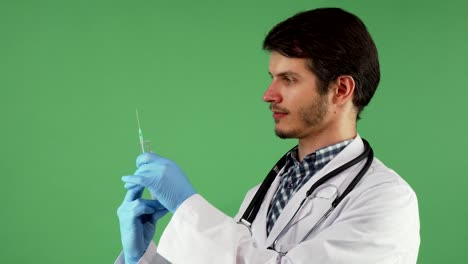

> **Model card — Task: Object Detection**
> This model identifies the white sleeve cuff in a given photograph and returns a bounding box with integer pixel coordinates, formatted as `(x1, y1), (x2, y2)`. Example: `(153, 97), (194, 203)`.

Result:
(114, 241), (171, 264)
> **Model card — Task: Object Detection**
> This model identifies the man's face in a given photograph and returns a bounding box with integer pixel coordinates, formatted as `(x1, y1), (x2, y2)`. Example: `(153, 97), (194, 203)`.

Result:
(263, 52), (331, 139)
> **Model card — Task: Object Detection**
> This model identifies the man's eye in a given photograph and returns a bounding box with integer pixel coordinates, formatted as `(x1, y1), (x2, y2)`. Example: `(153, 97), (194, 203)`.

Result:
(283, 77), (295, 84)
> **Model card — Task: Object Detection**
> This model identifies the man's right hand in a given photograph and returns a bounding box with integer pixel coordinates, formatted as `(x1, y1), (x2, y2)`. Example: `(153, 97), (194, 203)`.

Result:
(117, 185), (168, 264)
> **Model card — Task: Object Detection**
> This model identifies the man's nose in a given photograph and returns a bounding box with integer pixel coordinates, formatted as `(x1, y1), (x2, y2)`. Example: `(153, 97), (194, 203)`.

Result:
(263, 83), (282, 103)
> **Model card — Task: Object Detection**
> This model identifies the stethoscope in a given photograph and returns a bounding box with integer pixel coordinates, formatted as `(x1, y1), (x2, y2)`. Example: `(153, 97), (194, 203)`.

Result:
(237, 139), (374, 256)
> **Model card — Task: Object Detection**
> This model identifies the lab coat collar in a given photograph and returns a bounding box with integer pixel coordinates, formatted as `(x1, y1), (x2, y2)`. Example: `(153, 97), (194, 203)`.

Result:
(264, 135), (366, 246)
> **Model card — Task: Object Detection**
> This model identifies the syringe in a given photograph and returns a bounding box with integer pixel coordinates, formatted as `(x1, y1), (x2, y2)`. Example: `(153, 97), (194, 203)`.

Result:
(135, 108), (155, 199)
(136, 108), (152, 153)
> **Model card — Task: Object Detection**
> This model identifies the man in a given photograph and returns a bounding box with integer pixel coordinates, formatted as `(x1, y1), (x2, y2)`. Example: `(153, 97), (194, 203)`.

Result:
(116, 7), (420, 264)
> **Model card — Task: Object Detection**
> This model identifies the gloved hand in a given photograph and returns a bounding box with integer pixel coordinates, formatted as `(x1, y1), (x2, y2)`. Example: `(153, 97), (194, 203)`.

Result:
(122, 153), (196, 213)
(117, 185), (168, 264)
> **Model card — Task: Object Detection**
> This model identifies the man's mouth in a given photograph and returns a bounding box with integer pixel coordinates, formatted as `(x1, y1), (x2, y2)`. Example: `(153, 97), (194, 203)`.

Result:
(272, 112), (288, 119)
(270, 105), (289, 119)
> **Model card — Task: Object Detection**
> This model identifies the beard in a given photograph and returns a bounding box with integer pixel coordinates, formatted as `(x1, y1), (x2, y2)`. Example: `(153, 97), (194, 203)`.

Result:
(275, 95), (329, 139)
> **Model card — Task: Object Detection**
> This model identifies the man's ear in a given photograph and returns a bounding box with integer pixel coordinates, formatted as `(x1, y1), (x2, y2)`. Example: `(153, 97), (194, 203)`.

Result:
(332, 75), (355, 105)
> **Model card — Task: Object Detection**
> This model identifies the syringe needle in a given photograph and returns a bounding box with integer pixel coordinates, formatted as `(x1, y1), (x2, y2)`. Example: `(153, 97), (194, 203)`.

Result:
(136, 108), (145, 153)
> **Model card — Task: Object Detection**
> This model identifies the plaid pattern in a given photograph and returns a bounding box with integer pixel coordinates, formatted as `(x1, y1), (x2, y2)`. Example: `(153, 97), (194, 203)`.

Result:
(266, 139), (353, 234)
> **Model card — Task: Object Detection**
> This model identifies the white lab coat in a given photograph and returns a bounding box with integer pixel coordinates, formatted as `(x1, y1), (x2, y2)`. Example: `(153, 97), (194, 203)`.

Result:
(116, 136), (420, 263)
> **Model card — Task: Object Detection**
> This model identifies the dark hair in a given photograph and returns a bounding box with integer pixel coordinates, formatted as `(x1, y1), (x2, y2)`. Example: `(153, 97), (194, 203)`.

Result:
(263, 8), (380, 120)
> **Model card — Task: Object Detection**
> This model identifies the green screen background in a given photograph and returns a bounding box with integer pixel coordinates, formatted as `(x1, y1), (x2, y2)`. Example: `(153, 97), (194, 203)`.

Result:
(1, 0), (466, 263)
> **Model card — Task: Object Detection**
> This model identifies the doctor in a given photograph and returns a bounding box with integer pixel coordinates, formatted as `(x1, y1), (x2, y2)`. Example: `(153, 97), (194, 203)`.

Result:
(116, 7), (420, 264)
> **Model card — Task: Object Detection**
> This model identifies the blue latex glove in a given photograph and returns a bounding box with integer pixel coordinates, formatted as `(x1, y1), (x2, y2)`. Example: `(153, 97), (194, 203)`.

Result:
(122, 153), (196, 213)
(117, 185), (168, 264)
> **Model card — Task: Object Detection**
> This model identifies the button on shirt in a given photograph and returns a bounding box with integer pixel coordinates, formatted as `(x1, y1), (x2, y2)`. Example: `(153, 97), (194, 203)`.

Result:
(266, 139), (353, 234)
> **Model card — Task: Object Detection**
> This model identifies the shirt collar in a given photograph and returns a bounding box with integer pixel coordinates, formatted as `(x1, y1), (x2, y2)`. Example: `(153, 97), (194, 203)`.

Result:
(285, 139), (354, 172)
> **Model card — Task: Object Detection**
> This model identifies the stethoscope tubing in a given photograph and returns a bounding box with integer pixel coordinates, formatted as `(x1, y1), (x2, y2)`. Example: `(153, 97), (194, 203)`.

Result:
(238, 139), (374, 256)
(270, 140), (374, 254)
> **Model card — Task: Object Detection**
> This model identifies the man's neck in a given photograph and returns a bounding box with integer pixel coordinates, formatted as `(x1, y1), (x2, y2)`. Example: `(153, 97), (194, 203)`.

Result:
(297, 127), (357, 162)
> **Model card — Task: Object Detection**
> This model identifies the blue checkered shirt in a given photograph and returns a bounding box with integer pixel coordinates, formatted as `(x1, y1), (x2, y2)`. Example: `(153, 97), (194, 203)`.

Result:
(266, 139), (353, 234)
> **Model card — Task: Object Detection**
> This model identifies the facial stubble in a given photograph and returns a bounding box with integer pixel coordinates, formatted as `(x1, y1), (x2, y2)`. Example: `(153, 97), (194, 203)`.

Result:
(275, 95), (329, 139)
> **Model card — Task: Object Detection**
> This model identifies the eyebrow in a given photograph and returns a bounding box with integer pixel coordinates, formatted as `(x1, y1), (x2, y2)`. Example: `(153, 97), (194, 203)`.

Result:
(268, 71), (301, 78)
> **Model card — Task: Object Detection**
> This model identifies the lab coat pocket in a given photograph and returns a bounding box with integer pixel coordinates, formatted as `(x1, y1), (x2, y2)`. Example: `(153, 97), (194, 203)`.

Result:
(276, 186), (338, 251)
(293, 185), (337, 224)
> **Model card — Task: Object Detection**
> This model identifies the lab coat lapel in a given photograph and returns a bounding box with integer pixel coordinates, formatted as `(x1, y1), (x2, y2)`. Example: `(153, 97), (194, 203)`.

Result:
(265, 136), (366, 246)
